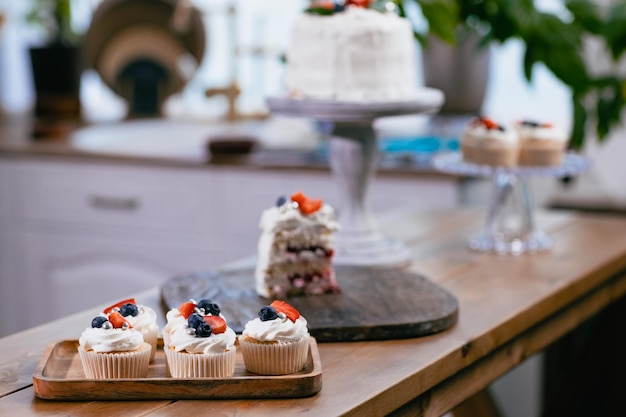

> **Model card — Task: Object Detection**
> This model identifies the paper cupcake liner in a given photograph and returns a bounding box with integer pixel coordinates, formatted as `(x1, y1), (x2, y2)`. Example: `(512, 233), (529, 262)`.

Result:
(165, 347), (236, 378)
(78, 343), (151, 379)
(139, 327), (158, 363)
(239, 335), (309, 375)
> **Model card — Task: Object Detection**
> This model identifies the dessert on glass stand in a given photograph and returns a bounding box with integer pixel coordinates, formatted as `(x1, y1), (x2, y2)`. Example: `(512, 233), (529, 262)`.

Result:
(436, 116), (588, 254)
(268, 0), (444, 266)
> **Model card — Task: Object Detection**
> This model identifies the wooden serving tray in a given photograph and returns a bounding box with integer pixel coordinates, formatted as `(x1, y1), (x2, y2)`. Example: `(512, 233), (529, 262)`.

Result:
(161, 265), (459, 342)
(33, 338), (322, 401)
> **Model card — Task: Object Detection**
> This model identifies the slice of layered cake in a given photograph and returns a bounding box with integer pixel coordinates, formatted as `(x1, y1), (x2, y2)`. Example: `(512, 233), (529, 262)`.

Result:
(255, 191), (341, 298)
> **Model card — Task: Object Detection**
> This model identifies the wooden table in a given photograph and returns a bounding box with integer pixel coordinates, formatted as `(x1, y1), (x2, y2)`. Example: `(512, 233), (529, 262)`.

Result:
(2, 207), (626, 416)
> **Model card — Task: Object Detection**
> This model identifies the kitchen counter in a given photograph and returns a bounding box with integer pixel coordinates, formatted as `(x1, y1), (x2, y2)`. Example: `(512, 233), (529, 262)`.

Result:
(2, 207), (626, 415)
(0, 114), (460, 179)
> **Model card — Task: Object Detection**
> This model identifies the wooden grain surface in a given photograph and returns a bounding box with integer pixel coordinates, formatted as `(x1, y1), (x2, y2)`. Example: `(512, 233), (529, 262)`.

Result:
(3, 208), (626, 416)
(161, 266), (459, 342)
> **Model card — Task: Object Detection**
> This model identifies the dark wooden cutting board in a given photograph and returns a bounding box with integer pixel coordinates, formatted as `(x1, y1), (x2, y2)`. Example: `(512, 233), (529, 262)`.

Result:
(160, 265), (458, 342)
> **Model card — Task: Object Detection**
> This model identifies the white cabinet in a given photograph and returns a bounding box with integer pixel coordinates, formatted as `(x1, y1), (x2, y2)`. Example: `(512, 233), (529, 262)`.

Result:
(0, 157), (461, 336)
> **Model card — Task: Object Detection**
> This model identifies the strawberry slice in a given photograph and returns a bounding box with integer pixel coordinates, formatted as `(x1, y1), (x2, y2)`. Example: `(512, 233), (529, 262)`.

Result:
(103, 298), (137, 314)
(203, 315), (227, 334)
(480, 116), (498, 130)
(108, 311), (132, 329)
(346, 0), (372, 7)
(178, 301), (196, 319)
(270, 300), (300, 322)
(291, 191), (323, 215)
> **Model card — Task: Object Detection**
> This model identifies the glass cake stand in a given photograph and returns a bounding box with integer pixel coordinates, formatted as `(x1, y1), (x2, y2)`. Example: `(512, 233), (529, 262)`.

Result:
(433, 152), (589, 254)
(267, 90), (444, 266)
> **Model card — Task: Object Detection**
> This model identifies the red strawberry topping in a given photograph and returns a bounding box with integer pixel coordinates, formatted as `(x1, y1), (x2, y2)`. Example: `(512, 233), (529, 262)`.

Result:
(103, 298), (137, 314)
(346, 0), (372, 7)
(270, 300), (300, 322)
(203, 315), (227, 334)
(108, 311), (132, 329)
(178, 301), (196, 319)
(291, 191), (323, 215)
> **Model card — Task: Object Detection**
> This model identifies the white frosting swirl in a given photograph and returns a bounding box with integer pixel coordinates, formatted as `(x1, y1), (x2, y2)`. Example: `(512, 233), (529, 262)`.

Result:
(164, 308), (186, 337)
(516, 122), (568, 142)
(463, 123), (518, 145)
(125, 305), (158, 334)
(79, 327), (144, 353)
(259, 203), (340, 234)
(169, 326), (237, 354)
(242, 316), (309, 343)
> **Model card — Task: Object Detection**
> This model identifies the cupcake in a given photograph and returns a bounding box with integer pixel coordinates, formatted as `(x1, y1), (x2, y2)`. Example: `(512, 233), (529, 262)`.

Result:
(163, 298), (223, 347)
(461, 116), (519, 167)
(78, 311), (151, 379)
(164, 309), (237, 378)
(239, 300), (310, 375)
(103, 298), (159, 362)
(515, 120), (568, 166)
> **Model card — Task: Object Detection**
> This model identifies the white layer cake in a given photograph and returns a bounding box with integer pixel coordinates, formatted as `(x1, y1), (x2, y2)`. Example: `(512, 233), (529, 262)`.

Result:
(286, 6), (418, 101)
(255, 193), (341, 298)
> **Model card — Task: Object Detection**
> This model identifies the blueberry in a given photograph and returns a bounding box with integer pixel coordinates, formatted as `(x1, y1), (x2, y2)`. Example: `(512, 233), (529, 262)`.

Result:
(258, 306), (278, 321)
(119, 303), (139, 317)
(91, 316), (108, 328)
(195, 322), (212, 337)
(276, 195), (287, 207)
(187, 313), (204, 329)
(197, 299), (220, 316)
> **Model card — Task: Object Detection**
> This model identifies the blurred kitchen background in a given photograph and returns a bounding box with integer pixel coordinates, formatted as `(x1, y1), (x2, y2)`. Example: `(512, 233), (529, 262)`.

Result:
(0, 1), (624, 416)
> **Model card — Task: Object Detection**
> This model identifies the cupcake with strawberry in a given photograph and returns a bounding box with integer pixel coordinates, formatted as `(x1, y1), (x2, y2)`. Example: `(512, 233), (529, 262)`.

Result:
(239, 300), (310, 375)
(102, 298), (159, 362)
(461, 116), (519, 167)
(164, 301), (237, 378)
(78, 311), (151, 379)
(515, 120), (568, 166)
(163, 298), (224, 347)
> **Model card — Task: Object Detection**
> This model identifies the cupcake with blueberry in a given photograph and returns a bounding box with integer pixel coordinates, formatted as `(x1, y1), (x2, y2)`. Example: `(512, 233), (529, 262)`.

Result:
(78, 311), (151, 379)
(461, 116), (519, 167)
(239, 300), (310, 375)
(163, 298), (223, 347)
(102, 298), (159, 362)
(164, 303), (237, 378)
(515, 120), (568, 166)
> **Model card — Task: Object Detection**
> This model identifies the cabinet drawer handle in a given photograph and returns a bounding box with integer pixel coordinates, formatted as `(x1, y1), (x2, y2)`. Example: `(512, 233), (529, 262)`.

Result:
(88, 195), (140, 211)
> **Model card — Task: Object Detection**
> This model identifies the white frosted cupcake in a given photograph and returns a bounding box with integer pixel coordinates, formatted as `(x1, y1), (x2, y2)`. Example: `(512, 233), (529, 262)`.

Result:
(78, 311), (151, 379)
(515, 120), (568, 166)
(164, 312), (237, 378)
(103, 298), (159, 362)
(163, 298), (224, 347)
(239, 300), (310, 375)
(461, 116), (519, 167)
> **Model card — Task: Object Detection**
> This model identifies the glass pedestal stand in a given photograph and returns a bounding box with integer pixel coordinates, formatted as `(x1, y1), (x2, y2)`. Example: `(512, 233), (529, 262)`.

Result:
(433, 152), (589, 254)
(266, 92), (444, 266)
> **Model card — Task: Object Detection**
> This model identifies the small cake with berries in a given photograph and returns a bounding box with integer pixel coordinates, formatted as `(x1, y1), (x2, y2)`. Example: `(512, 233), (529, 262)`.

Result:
(102, 298), (159, 362)
(163, 298), (223, 347)
(256, 191), (341, 298)
(515, 120), (568, 166)
(461, 116), (519, 167)
(239, 300), (310, 375)
(164, 301), (237, 378)
(78, 311), (151, 379)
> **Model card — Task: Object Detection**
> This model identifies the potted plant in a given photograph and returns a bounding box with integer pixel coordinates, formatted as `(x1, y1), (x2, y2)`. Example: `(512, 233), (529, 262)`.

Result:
(396, 0), (626, 150)
(26, 0), (82, 120)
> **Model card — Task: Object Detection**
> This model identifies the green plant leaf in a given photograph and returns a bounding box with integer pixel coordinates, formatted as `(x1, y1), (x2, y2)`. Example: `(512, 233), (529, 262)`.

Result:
(570, 95), (587, 150)
(566, 0), (603, 34)
(605, 3), (626, 60)
(419, 0), (459, 44)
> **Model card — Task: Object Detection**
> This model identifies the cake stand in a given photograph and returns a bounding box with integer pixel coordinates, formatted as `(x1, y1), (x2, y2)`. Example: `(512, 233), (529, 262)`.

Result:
(267, 90), (444, 266)
(433, 152), (589, 254)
